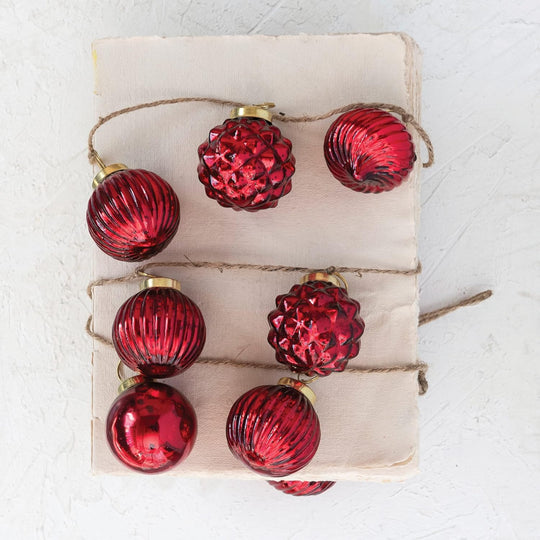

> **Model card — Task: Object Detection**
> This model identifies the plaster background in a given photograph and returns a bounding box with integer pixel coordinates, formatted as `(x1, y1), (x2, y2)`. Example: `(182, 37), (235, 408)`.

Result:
(1, 1), (539, 539)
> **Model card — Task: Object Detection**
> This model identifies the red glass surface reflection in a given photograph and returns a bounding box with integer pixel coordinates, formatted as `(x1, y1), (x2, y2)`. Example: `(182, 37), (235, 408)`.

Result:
(268, 280), (365, 377)
(324, 108), (415, 193)
(106, 381), (196, 473)
(267, 480), (336, 496)
(197, 117), (295, 211)
(113, 287), (206, 378)
(226, 384), (320, 477)
(87, 169), (180, 261)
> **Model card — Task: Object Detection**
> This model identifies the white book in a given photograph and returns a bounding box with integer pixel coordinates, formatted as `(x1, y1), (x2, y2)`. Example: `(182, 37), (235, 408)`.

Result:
(90, 33), (422, 480)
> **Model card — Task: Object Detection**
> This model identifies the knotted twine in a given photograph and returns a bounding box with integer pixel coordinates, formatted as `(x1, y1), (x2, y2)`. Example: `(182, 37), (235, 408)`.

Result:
(86, 259), (492, 396)
(87, 97), (434, 168)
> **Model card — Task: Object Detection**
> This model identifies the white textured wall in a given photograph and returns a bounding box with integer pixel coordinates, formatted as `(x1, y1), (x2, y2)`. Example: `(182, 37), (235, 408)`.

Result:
(1, 1), (539, 539)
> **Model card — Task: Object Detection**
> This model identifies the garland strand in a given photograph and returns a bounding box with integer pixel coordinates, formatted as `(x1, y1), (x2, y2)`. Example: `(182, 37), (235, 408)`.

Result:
(87, 97), (434, 168)
(86, 259), (492, 396)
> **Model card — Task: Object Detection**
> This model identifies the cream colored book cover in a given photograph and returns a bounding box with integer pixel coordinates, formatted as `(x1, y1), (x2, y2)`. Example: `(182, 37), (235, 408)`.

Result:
(90, 33), (422, 480)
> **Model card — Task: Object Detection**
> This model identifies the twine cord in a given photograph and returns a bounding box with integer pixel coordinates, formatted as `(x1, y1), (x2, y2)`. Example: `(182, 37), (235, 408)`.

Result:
(87, 97), (434, 168)
(418, 290), (493, 326)
(138, 259), (422, 279)
(86, 315), (429, 395)
(85, 258), (422, 300)
(86, 258), (492, 396)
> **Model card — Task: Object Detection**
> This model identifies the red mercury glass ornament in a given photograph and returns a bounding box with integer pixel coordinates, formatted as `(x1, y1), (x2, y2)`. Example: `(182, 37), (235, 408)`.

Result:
(197, 103), (295, 211)
(324, 107), (415, 193)
(268, 272), (365, 377)
(106, 376), (197, 473)
(86, 156), (180, 261)
(226, 378), (320, 477)
(113, 277), (206, 378)
(267, 480), (336, 496)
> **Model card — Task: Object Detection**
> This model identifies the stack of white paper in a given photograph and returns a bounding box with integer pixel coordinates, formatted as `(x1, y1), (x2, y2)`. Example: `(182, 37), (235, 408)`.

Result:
(91, 33), (422, 481)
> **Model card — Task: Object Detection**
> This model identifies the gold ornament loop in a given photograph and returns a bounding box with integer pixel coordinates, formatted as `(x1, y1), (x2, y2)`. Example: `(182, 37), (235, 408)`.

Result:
(91, 152), (128, 189)
(116, 363), (151, 394)
(230, 102), (275, 123)
(92, 152), (107, 169)
(140, 277), (181, 291)
(300, 270), (348, 291)
(134, 269), (182, 290)
(136, 269), (159, 278)
(116, 361), (124, 381)
(296, 373), (319, 385)
(118, 375), (148, 394)
(278, 376), (316, 404)
(331, 271), (349, 291)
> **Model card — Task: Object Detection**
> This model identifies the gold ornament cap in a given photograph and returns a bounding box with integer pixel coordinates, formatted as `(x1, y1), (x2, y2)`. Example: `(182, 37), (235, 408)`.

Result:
(140, 277), (181, 291)
(118, 375), (148, 394)
(230, 102), (275, 123)
(92, 163), (128, 189)
(278, 377), (316, 404)
(301, 272), (341, 288)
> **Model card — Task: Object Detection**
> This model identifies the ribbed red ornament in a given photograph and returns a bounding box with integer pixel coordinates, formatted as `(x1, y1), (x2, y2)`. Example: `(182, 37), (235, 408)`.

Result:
(113, 284), (206, 378)
(324, 108), (415, 193)
(87, 168), (180, 261)
(226, 384), (320, 477)
(197, 117), (295, 211)
(268, 279), (365, 377)
(267, 480), (336, 496)
(106, 380), (197, 473)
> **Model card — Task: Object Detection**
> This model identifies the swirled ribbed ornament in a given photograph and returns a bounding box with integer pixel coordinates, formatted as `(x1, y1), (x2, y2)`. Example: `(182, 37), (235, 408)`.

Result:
(267, 480), (336, 496)
(324, 108), (415, 193)
(113, 278), (206, 378)
(197, 104), (295, 211)
(106, 377), (197, 473)
(268, 273), (365, 377)
(87, 165), (180, 261)
(226, 379), (320, 477)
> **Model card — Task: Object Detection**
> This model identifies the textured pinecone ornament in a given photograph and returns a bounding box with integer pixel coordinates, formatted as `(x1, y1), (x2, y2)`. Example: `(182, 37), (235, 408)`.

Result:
(226, 378), (320, 477)
(106, 377), (197, 473)
(87, 156), (180, 261)
(324, 107), (415, 193)
(197, 103), (295, 211)
(112, 277), (206, 378)
(268, 272), (365, 377)
(267, 480), (336, 496)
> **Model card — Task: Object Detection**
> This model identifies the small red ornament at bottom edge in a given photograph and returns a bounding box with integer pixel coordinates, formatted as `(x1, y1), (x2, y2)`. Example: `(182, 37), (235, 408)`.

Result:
(267, 480), (336, 496)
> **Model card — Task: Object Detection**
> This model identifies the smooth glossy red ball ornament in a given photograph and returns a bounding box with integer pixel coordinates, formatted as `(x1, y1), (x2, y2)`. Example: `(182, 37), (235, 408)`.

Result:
(226, 378), (320, 477)
(106, 377), (197, 473)
(324, 107), (415, 193)
(87, 163), (180, 261)
(113, 278), (206, 378)
(267, 480), (336, 496)
(197, 105), (295, 211)
(268, 273), (365, 377)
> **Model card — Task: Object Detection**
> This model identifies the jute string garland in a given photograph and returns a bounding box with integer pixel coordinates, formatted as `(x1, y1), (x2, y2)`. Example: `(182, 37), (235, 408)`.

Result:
(86, 97), (487, 396)
(86, 259), (493, 396)
(87, 97), (434, 168)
